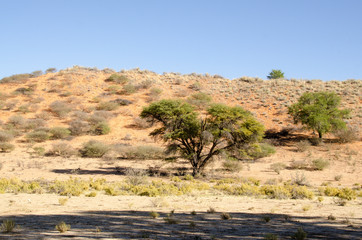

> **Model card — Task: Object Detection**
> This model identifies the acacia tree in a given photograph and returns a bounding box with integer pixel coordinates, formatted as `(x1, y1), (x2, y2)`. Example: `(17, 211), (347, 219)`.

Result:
(267, 69), (284, 79)
(140, 100), (265, 175)
(288, 92), (350, 139)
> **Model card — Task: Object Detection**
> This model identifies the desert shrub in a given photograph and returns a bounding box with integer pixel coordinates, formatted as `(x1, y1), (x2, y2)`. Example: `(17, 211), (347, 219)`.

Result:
(133, 117), (151, 129)
(261, 185), (291, 199)
(188, 82), (201, 91)
(69, 120), (91, 136)
(323, 187), (356, 200)
(138, 79), (153, 89)
(311, 158), (329, 171)
(295, 140), (311, 152)
(17, 104), (31, 113)
(0, 73), (31, 84)
(49, 127), (71, 139)
(0, 131), (14, 142)
(0, 92), (10, 101)
(270, 162), (286, 174)
(112, 98), (133, 106)
(115, 145), (165, 159)
(26, 130), (50, 142)
(23, 118), (46, 130)
(35, 111), (52, 120)
(147, 87), (163, 102)
(149, 211), (160, 219)
(309, 137), (323, 146)
(80, 140), (109, 158)
(289, 185), (314, 199)
(31, 70), (43, 77)
(45, 68), (57, 73)
(96, 101), (119, 111)
(334, 127), (360, 143)
(291, 227), (307, 240)
(221, 212), (232, 220)
(291, 172), (309, 186)
(0, 142), (15, 152)
(92, 122), (111, 135)
(48, 142), (77, 158)
(49, 101), (72, 118)
(264, 233), (278, 240)
(7, 115), (26, 128)
(252, 143), (276, 159)
(0, 219), (16, 233)
(289, 160), (308, 170)
(105, 74), (129, 84)
(187, 92), (212, 109)
(125, 168), (148, 185)
(222, 158), (242, 172)
(106, 85), (121, 94)
(13, 87), (33, 95)
(55, 221), (71, 233)
(122, 84), (137, 94)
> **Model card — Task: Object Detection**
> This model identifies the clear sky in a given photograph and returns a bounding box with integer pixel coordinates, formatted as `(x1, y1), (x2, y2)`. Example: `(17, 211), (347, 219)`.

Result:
(1, 0), (361, 80)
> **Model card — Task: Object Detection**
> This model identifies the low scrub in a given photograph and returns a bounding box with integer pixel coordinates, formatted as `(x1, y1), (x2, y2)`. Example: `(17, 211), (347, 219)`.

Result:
(334, 127), (360, 143)
(105, 74), (129, 84)
(96, 101), (119, 111)
(0, 131), (14, 142)
(0, 142), (15, 152)
(47, 142), (77, 158)
(25, 130), (50, 142)
(49, 101), (72, 118)
(1, 73), (31, 84)
(49, 127), (71, 139)
(80, 140), (110, 158)
(115, 145), (165, 159)
(311, 158), (329, 170)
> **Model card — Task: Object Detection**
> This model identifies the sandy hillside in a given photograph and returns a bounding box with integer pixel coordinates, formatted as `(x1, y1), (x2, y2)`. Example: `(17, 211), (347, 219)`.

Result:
(0, 66), (361, 239)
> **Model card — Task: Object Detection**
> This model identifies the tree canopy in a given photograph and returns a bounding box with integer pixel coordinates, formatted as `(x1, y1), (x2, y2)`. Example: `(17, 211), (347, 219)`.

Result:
(140, 100), (265, 175)
(267, 69), (284, 79)
(288, 92), (350, 138)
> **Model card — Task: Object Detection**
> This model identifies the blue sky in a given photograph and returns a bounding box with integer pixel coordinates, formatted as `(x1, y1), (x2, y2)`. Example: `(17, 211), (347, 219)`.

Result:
(1, 0), (361, 80)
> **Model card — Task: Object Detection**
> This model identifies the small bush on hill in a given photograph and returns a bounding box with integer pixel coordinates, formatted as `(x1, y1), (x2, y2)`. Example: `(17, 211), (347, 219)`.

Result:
(0, 73), (31, 84)
(295, 140), (311, 152)
(112, 98), (133, 106)
(187, 92), (212, 109)
(45, 68), (57, 73)
(122, 84), (137, 94)
(0, 142), (15, 152)
(96, 101), (119, 111)
(115, 145), (165, 159)
(334, 127), (360, 143)
(0, 131), (14, 142)
(26, 130), (50, 142)
(49, 101), (72, 118)
(69, 120), (91, 136)
(7, 115), (26, 128)
(80, 140), (110, 158)
(105, 74), (129, 84)
(48, 142), (77, 158)
(49, 127), (71, 139)
(311, 158), (329, 170)
(13, 87), (33, 95)
(92, 122), (111, 135)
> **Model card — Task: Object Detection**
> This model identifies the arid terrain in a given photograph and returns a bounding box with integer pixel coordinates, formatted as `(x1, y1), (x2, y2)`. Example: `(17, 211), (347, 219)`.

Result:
(0, 66), (361, 239)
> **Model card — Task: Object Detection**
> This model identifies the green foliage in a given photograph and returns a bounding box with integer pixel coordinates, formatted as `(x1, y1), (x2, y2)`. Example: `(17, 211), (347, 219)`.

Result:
(311, 158), (330, 170)
(267, 69), (284, 79)
(141, 100), (265, 175)
(291, 227), (307, 240)
(49, 101), (72, 118)
(105, 74), (129, 84)
(80, 140), (109, 158)
(1, 73), (31, 84)
(49, 127), (71, 139)
(187, 92), (212, 109)
(92, 122), (111, 135)
(55, 221), (71, 233)
(288, 92), (350, 138)
(122, 84), (137, 94)
(26, 130), (50, 142)
(1, 219), (16, 233)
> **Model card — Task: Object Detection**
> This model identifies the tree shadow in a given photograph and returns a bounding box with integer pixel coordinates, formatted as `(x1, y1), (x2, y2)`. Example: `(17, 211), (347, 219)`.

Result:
(1, 210), (361, 239)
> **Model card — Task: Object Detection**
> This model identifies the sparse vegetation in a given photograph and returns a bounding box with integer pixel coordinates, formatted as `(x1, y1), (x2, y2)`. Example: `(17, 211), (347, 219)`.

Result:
(0, 219), (16, 233)
(55, 221), (71, 233)
(80, 140), (109, 158)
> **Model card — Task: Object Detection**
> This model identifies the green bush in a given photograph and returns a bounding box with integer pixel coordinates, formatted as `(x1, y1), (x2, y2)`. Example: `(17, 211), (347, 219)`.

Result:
(1, 73), (31, 84)
(92, 122), (111, 135)
(49, 127), (71, 139)
(311, 158), (329, 170)
(26, 130), (50, 142)
(105, 74), (129, 84)
(270, 162), (286, 174)
(122, 84), (137, 94)
(267, 69), (284, 79)
(115, 145), (165, 159)
(80, 140), (110, 158)
(96, 101), (119, 111)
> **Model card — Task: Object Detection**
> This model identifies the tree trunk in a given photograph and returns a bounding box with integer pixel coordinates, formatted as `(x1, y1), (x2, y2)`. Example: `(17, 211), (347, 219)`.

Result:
(318, 132), (322, 138)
